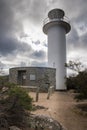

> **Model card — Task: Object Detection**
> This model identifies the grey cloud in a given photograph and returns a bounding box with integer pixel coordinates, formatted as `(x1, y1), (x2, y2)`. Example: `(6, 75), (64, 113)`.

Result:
(0, 0), (34, 58)
(30, 50), (46, 60)
(32, 40), (40, 45)
(0, 35), (32, 56)
(0, 0), (47, 57)
(0, 0), (24, 56)
(20, 62), (27, 67)
(80, 34), (87, 48)
(18, 42), (32, 53)
(0, 61), (6, 69)
(67, 26), (79, 46)
(19, 33), (29, 39)
(67, 25), (87, 50)
(43, 43), (48, 47)
(0, 37), (18, 56)
(0, 0), (23, 36)
(0, 0), (13, 34)
(31, 61), (47, 67)
(28, 0), (47, 23)
(10, 0), (48, 24)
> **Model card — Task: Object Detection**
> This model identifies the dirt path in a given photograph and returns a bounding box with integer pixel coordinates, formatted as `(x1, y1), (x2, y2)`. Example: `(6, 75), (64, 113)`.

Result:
(29, 91), (87, 130)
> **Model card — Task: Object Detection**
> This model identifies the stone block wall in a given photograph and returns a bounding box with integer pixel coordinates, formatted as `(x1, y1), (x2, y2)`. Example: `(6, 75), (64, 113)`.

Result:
(9, 67), (56, 90)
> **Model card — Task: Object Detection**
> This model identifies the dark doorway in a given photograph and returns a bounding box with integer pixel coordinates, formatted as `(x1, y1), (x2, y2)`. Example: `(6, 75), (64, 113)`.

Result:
(18, 70), (26, 85)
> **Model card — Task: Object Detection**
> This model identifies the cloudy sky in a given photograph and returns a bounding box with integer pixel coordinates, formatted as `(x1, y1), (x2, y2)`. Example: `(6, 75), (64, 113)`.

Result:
(0, 0), (87, 75)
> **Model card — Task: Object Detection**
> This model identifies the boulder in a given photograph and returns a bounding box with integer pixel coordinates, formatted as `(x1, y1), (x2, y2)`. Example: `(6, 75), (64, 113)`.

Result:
(28, 114), (66, 130)
(9, 126), (22, 130)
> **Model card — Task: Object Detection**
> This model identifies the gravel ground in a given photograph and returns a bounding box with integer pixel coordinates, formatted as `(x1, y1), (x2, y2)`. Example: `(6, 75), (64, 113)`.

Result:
(29, 91), (87, 130)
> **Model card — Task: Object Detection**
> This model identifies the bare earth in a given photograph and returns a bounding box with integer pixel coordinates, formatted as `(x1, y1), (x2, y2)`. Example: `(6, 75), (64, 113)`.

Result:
(29, 91), (87, 130)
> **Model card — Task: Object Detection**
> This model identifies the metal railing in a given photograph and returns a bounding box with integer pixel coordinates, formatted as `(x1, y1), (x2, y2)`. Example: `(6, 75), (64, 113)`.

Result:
(43, 16), (70, 26)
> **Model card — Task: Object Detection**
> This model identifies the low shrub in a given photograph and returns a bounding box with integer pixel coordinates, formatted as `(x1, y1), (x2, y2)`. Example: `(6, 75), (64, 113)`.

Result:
(7, 86), (33, 110)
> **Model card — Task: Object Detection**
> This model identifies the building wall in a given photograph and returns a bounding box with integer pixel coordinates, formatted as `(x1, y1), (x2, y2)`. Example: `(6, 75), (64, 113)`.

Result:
(9, 67), (56, 89)
(48, 25), (66, 90)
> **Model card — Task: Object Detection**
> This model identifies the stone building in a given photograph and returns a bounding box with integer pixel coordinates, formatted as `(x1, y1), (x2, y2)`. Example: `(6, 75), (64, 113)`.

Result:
(9, 67), (56, 89)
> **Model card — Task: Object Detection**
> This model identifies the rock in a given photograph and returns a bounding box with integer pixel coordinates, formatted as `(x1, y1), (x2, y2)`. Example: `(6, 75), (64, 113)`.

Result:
(9, 126), (21, 130)
(28, 114), (66, 130)
(0, 117), (9, 130)
(33, 104), (48, 110)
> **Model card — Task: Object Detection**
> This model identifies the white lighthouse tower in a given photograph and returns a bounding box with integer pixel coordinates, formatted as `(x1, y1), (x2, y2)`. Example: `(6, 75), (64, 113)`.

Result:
(43, 9), (71, 90)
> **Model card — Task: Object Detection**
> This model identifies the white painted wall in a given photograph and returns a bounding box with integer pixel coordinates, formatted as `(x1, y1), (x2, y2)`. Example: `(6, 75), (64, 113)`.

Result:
(48, 25), (66, 90)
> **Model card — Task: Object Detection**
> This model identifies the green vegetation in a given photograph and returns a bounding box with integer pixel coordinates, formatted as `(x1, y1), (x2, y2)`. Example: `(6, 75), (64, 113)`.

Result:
(0, 83), (33, 128)
(0, 75), (9, 89)
(66, 60), (87, 100)
(8, 86), (33, 110)
(0, 84), (33, 110)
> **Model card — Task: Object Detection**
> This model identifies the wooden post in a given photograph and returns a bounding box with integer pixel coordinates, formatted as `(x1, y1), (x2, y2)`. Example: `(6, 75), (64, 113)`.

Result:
(47, 83), (50, 99)
(36, 87), (40, 102)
